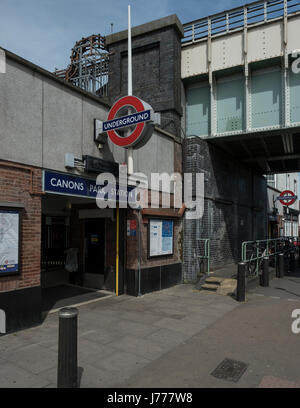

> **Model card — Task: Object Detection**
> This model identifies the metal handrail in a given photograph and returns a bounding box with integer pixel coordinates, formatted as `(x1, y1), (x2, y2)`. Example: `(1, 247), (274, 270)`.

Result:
(196, 238), (210, 276)
(241, 236), (299, 275)
(182, 0), (300, 44)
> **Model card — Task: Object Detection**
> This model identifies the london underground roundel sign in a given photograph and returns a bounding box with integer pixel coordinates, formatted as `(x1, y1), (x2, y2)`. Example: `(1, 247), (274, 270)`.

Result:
(95, 95), (160, 149)
(278, 190), (297, 206)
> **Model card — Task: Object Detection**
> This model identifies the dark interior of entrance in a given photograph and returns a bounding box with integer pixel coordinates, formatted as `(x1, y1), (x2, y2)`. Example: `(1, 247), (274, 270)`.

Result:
(83, 218), (106, 288)
(41, 194), (117, 312)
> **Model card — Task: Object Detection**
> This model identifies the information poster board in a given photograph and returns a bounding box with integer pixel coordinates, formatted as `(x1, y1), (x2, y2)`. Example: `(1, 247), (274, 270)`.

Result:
(0, 209), (20, 275)
(149, 219), (174, 257)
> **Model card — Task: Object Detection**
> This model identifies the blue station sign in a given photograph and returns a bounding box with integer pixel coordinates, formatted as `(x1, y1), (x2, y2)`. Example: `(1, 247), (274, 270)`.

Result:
(102, 110), (151, 132)
(43, 171), (135, 203)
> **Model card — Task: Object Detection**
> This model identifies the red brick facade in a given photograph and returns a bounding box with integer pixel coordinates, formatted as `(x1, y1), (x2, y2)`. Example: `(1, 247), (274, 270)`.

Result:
(0, 160), (42, 292)
(126, 209), (183, 271)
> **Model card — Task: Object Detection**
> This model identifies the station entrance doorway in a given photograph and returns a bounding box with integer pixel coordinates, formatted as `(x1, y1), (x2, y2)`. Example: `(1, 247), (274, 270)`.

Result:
(83, 218), (105, 288)
(41, 193), (125, 312)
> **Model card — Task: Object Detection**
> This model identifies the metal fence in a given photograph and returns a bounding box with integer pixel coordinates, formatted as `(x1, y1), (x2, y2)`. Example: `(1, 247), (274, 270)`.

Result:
(241, 236), (300, 276)
(183, 0), (300, 44)
(196, 238), (210, 276)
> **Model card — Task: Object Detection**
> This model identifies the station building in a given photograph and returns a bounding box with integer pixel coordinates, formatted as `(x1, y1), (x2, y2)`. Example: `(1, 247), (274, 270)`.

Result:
(1, 0), (300, 332)
(0, 40), (182, 332)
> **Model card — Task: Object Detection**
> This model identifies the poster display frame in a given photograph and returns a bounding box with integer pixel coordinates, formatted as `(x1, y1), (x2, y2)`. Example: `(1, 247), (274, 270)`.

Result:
(147, 219), (174, 258)
(0, 207), (21, 277)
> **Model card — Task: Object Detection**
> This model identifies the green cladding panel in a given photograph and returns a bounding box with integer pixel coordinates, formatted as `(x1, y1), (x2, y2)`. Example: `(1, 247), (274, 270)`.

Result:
(251, 70), (282, 128)
(290, 66), (300, 124)
(186, 85), (210, 137)
(216, 77), (244, 133)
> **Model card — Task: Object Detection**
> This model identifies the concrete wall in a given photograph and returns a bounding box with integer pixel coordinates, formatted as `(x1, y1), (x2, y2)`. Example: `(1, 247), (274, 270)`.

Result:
(0, 49), (176, 179)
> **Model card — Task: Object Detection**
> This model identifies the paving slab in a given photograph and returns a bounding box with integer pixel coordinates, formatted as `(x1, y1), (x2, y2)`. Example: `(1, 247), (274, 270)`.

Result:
(78, 328), (126, 346)
(259, 376), (300, 388)
(108, 335), (166, 361)
(144, 328), (191, 348)
(0, 359), (52, 388)
(78, 338), (117, 369)
(153, 317), (208, 336)
(107, 319), (158, 338)
(79, 364), (131, 388)
(0, 332), (33, 353)
(99, 350), (150, 375)
(119, 310), (164, 325)
(183, 312), (222, 326)
(2, 343), (58, 375)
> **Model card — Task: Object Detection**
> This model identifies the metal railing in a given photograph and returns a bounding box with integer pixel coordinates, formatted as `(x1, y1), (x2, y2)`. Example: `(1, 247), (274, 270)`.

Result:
(196, 238), (210, 276)
(54, 34), (109, 97)
(41, 248), (66, 272)
(183, 0), (300, 44)
(241, 236), (299, 276)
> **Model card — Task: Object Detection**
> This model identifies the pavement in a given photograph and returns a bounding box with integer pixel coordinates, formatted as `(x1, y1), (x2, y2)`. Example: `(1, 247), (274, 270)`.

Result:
(0, 284), (237, 388)
(209, 263), (237, 279)
(41, 284), (110, 312)
(1, 275), (300, 388)
(123, 271), (300, 388)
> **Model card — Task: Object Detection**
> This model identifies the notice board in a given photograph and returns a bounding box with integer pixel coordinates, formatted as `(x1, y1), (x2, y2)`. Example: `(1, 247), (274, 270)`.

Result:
(148, 219), (174, 257)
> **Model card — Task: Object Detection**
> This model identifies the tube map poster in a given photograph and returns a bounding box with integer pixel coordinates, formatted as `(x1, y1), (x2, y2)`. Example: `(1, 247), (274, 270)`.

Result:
(0, 210), (19, 274)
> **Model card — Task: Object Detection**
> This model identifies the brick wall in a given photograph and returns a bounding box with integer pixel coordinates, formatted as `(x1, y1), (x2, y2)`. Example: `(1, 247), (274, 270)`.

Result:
(183, 138), (268, 282)
(107, 23), (183, 139)
(126, 208), (182, 271)
(0, 161), (42, 292)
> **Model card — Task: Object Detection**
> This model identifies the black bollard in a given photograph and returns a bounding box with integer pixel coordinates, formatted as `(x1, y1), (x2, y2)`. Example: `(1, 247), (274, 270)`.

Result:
(261, 257), (269, 287)
(275, 253), (280, 277)
(236, 262), (246, 302)
(289, 251), (296, 274)
(278, 253), (285, 278)
(284, 252), (289, 275)
(57, 308), (78, 388)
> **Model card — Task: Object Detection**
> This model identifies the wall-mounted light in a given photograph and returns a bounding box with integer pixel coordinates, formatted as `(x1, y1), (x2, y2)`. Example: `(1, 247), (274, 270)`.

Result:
(65, 153), (85, 169)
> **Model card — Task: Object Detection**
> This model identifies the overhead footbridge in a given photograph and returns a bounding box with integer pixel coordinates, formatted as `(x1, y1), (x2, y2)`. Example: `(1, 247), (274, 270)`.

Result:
(182, 0), (300, 173)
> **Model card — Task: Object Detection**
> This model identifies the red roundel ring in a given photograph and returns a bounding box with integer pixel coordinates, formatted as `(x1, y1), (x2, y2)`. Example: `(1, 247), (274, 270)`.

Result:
(107, 96), (145, 148)
(279, 190), (296, 206)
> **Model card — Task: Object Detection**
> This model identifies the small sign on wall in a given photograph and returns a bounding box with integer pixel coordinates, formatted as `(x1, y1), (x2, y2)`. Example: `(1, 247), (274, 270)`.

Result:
(127, 219), (137, 237)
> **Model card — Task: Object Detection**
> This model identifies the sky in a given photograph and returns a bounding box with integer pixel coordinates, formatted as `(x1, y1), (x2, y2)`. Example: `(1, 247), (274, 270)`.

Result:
(0, 0), (247, 72)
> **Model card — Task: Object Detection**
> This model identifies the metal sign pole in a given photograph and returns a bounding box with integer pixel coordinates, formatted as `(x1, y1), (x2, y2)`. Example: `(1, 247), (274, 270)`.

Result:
(128, 5), (132, 96)
(127, 5), (134, 175)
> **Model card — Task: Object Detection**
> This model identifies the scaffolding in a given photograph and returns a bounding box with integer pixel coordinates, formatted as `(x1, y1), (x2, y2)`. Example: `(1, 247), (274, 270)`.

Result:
(54, 34), (109, 97)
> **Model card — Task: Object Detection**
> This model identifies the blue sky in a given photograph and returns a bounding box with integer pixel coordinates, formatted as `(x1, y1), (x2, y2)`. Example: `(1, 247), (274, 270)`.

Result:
(0, 0), (246, 72)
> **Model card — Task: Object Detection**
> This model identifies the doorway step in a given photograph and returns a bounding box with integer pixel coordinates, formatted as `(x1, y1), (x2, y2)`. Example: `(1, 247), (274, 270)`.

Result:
(200, 276), (237, 296)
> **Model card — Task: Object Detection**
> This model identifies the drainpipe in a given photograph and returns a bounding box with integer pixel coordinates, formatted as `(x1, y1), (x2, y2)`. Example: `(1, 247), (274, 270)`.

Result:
(136, 207), (142, 297)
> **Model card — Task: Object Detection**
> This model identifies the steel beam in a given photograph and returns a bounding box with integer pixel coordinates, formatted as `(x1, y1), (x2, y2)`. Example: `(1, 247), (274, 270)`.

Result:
(245, 153), (300, 163)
